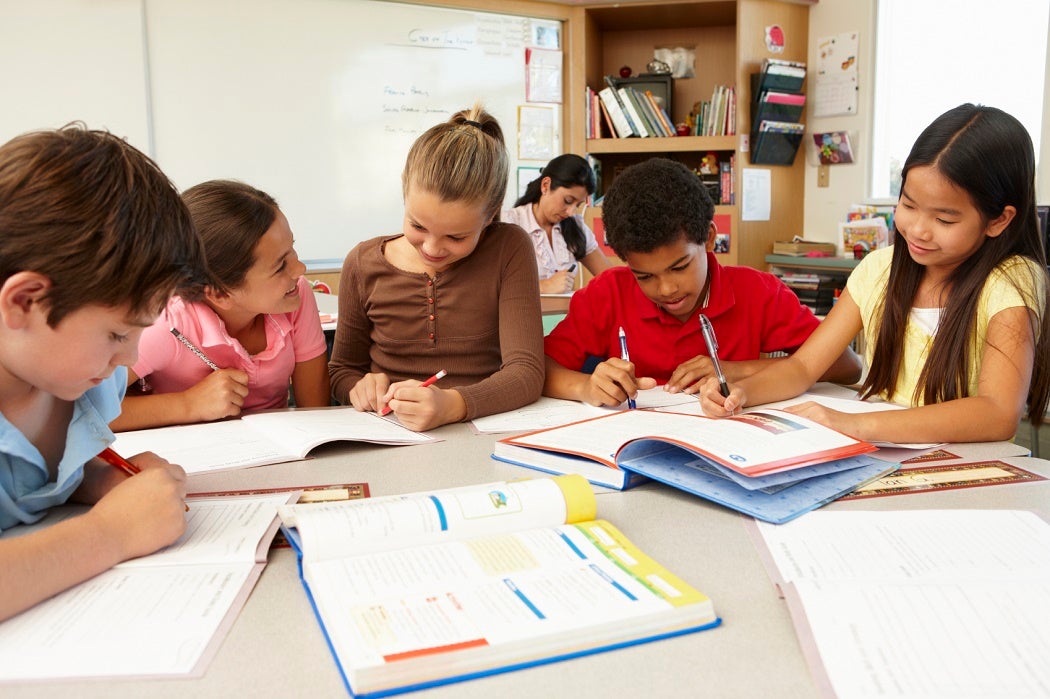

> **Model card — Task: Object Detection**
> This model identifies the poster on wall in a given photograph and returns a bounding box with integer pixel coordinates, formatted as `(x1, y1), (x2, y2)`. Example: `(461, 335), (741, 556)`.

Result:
(814, 31), (859, 116)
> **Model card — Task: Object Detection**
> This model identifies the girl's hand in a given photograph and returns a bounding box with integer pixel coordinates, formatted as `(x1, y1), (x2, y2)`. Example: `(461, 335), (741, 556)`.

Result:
(666, 355), (721, 394)
(85, 453), (187, 562)
(699, 376), (745, 417)
(185, 369), (250, 421)
(382, 382), (466, 431)
(781, 401), (861, 438)
(581, 358), (657, 407)
(540, 270), (574, 294)
(348, 372), (391, 413)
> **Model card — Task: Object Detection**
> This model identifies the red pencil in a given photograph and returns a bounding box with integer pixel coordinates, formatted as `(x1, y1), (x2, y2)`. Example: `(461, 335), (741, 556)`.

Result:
(380, 369), (447, 416)
(98, 447), (141, 476)
(98, 447), (189, 511)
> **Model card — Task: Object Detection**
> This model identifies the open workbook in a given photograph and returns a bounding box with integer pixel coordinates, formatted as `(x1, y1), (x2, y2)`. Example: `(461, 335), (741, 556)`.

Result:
(492, 409), (889, 523)
(750, 510), (1050, 697)
(112, 406), (434, 474)
(279, 475), (720, 698)
(0, 493), (292, 681)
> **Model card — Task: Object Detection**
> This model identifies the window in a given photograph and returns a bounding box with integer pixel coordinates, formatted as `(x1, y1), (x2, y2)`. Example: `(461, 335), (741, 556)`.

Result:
(871, 0), (1049, 199)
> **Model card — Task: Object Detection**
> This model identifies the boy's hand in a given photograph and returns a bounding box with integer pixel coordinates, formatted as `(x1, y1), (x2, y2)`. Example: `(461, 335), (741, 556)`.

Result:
(382, 383), (466, 431)
(666, 355), (724, 394)
(582, 358), (657, 407)
(86, 453), (187, 562)
(349, 372), (391, 413)
(699, 376), (745, 417)
(185, 369), (250, 421)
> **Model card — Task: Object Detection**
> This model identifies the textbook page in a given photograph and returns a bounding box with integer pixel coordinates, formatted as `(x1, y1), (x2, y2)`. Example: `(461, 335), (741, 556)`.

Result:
(299, 518), (717, 696)
(504, 408), (872, 475)
(471, 389), (698, 433)
(0, 493), (291, 681)
(751, 510), (1050, 698)
(112, 407), (434, 474)
(281, 475), (596, 560)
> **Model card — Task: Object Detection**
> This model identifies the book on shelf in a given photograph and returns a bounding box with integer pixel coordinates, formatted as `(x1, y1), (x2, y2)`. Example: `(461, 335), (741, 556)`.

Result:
(492, 409), (892, 523)
(279, 475), (720, 697)
(750, 509), (1050, 697)
(772, 238), (838, 256)
(112, 406), (435, 475)
(0, 493), (293, 681)
(719, 157), (734, 205)
(644, 89), (676, 136)
(597, 86), (635, 138)
(603, 75), (642, 136)
(617, 86), (653, 137)
(625, 86), (669, 137)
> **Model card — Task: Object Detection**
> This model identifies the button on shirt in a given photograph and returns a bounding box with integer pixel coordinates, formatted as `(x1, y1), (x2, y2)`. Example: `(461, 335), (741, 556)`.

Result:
(0, 369), (126, 532)
(501, 204), (600, 279)
(544, 256), (820, 383)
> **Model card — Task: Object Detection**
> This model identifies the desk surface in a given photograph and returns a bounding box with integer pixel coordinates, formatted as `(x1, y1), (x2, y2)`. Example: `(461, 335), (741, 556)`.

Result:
(7, 410), (1048, 698)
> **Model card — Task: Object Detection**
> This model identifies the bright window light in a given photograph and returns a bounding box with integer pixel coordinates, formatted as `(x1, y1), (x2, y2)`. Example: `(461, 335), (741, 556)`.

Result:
(871, 0), (1048, 199)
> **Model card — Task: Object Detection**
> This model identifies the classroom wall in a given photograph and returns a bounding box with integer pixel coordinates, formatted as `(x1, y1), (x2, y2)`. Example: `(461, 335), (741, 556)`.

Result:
(802, 0), (1050, 244)
(0, 0), (566, 262)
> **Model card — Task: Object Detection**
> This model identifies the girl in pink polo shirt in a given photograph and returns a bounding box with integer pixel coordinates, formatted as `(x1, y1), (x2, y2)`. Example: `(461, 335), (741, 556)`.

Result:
(110, 180), (330, 431)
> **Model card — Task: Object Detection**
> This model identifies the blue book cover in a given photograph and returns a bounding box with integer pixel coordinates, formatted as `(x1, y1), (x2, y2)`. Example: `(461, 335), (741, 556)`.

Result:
(616, 441), (898, 524)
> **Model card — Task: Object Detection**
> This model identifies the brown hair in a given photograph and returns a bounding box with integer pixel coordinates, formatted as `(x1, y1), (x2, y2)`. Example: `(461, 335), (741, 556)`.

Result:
(0, 124), (205, 325)
(401, 104), (508, 222)
(178, 180), (279, 301)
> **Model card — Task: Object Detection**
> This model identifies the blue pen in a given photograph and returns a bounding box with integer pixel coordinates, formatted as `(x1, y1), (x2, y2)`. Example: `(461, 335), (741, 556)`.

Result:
(617, 326), (637, 409)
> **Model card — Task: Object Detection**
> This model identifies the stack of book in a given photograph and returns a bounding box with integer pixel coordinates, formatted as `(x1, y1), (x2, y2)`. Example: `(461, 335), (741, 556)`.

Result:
(595, 76), (676, 138)
(750, 58), (806, 165)
(777, 271), (837, 315)
(691, 84), (736, 136)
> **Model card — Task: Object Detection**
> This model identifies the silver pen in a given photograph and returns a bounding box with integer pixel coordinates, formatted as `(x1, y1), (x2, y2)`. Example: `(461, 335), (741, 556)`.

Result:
(698, 314), (729, 397)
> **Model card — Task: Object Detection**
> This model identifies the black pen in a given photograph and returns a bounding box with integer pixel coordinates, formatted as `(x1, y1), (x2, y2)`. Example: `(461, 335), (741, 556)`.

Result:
(698, 314), (729, 398)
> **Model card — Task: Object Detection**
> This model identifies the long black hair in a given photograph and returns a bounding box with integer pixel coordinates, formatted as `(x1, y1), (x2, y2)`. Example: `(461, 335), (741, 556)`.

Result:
(861, 103), (1050, 426)
(514, 154), (596, 260)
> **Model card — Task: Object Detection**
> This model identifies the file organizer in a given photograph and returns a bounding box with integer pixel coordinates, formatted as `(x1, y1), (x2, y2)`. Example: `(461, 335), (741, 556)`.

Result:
(749, 60), (806, 165)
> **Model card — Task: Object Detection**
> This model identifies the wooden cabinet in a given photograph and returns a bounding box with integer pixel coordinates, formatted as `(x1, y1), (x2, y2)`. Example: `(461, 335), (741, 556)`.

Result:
(566, 0), (813, 270)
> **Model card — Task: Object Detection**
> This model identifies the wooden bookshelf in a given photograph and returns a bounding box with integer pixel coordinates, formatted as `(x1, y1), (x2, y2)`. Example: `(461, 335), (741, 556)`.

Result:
(567, 0), (814, 269)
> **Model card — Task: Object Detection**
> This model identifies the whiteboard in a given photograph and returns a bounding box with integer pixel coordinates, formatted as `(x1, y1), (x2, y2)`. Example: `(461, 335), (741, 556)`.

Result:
(145, 0), (562, 260)
(0, 0), (150, 149)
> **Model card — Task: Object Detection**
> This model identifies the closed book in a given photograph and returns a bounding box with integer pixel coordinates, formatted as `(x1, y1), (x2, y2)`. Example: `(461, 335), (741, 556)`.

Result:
(603, 75), (640, 136)
(597, 86), (634, 137)
(643, 90), (676, 135)
(772, 240), (837, 256)
(617, 87), (652, 137)
(629, 87), (666, 136)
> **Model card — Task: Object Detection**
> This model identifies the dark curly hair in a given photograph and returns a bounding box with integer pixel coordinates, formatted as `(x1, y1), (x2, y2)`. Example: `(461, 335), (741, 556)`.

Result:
(601, 157), (714, 259)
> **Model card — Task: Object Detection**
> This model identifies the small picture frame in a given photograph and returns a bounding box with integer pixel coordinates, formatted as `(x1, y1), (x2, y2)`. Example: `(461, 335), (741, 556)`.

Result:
(813, 131), (854, 165)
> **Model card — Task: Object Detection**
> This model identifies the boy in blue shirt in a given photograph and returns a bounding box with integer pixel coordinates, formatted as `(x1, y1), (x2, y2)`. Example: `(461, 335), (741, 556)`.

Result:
(0, 125), (206, 621)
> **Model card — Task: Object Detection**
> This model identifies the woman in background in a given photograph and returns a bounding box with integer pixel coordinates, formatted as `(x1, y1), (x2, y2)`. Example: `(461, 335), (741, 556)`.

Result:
(502, 154), (612, 294)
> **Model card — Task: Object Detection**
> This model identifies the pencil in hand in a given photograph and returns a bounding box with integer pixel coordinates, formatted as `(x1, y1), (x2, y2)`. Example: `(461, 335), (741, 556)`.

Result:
(379, 369), (447, 416)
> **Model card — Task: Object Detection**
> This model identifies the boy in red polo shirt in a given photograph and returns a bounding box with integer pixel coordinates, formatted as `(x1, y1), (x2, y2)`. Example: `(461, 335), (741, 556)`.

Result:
(543, 158), (861, 407)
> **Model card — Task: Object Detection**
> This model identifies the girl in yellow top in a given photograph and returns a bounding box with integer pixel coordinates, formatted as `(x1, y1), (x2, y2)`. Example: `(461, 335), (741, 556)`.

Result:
(701, 104), (1050, 445)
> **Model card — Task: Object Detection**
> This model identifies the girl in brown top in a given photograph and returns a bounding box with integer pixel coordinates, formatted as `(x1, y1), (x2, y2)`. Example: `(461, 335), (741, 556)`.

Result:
(329, 105), (544, 431)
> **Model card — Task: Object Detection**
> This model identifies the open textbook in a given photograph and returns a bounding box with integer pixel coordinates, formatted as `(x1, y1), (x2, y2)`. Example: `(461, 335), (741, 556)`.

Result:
(279, 475), (720, 698)
(0, 493), (292, 681)
(112, 406), (434, 474)
(750, 510), (1050, 697)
